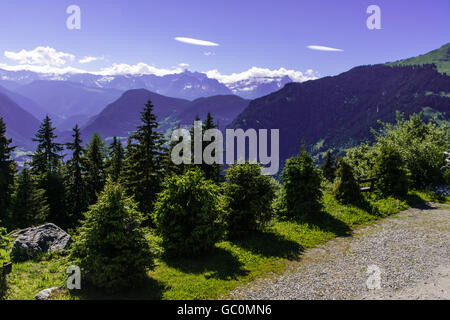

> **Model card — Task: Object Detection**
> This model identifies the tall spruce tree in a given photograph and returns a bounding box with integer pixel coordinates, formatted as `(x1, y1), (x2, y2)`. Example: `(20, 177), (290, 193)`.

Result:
(0, 117), (15, 225)
(123, 100), (166, 216)
(85, 133), (107, 205)
(201, 112), (224, 183)
(107, 137), (125, 182)
(188, 113), (223, 182)
(10, 164), (49, 229)
(164, 128), (187, 178)
(32, 115), (63, 174)
(332, 158), (361, 204)
(65, 125), (88, 225)
(320, 150), (336, 182)
(281, 142), (323, 219)
(31, 116), (66, 227)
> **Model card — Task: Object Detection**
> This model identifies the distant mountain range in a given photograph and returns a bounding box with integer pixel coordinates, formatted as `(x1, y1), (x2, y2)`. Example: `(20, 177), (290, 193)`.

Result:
(226, 75), (292, 99)
(0, 85), (51, 120)
(0, 69), (295, 102)
(0, 89), (40, 150)
(80, 90), (249, 141)
(1, 42), (448, 167)
(14, 80), (123, 119)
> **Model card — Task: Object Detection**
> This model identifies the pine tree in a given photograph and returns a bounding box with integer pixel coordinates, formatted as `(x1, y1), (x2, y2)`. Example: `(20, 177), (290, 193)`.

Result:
(123, 100), (166, 216)
(332, 158), (361, 204)
(70, 179), (153, 291)
(201, 112), (224, 183)
(107, 137), (125, 182)
(85, 133), (107, 205)
(223, 163), (276, 238)
(280, 143), (323, 219)
(188, 113), (223, 183)
(0, 117), (15, 224)
(189, 115), (201, 163)
(164, 128), (187, 178)
(31, 116), (66, 227)
(153, 168), (226, 257)
(10, 164), (49, 229)
(65, 125), (88, 225)
(372, 144), (409, 197)
(31, 115), (63, 175)
(320, 150), (336, 182)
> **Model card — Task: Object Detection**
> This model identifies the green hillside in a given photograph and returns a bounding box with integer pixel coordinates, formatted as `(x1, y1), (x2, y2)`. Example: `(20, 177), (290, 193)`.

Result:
(387, 43), (450, 74)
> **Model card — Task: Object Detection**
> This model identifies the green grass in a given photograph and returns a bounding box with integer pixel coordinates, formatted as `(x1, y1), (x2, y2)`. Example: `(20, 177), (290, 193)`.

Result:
(386, 42), (450, 74)
(2, 190), (449, 300)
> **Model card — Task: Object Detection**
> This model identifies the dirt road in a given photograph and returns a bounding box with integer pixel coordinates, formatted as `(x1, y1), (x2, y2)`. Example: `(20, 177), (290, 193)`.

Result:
(230, 203), (450, 300)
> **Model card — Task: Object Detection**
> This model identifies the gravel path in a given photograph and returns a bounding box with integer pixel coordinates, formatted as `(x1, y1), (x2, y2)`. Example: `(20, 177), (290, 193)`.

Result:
(229, 203), (450, 300)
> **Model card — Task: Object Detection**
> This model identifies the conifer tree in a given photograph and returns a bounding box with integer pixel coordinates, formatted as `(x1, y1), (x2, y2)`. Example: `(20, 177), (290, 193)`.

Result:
(372, 144), (409, 197)
(332, 158), (361, 204)
(107, 137), (125, 182)
(164, 128), (187, 178)
(70, 179), (153, 291)
(31, 116), (66, 227)
(320, 150), (336, 182)
(0, 117), (15, 224)
(188, 113), (223, 183)
(201, 112), (224, 183)
(31, 115), (63, 174)
(123, 100), (166, 216)
(153, 168), (226, 257)
(223, 162), (276, 238)
(10, 164), (49, 229)
(281, 142), (323, 219)
(65, 125), (88, 225)
(85, 133), (107, 205)
(189, 114), (201, 161)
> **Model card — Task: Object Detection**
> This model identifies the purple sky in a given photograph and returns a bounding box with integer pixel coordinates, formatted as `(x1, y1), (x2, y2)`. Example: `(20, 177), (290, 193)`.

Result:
(0, 0), (448, 80)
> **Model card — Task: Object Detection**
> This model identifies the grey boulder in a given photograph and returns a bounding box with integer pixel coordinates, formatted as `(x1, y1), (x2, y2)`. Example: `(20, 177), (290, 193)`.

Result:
(9, 223), (71, 261)
(35, 287), (61, 300)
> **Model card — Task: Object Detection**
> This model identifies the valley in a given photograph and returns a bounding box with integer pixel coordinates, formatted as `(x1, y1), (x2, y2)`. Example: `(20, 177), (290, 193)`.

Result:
(0, 43), (449, 166)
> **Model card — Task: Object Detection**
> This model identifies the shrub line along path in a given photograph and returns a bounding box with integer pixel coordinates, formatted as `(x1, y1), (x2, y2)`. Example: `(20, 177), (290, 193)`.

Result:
(229, 203), (450, 300)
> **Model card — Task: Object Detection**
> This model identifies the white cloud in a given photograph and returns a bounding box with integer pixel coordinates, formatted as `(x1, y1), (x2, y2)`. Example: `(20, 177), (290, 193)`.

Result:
(0, 63), (86, 74)
(96, 62), (183, 76)
(306, 45), (343, 52)
(79, 56), (104, 64)
(206, 67), (318, 84)
(204, 52), (215, 56)
(0, 46), (318, 85)
(0, 60), (184, 77)
(4, 46), (75, 66)
(175, 37), (219, 47)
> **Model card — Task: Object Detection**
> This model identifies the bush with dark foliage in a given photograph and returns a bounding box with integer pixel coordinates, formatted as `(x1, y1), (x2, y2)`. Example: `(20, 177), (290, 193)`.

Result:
(333, 159), (361, 205)
(280, 146), (323, 219)
(153, 169), (226, 257)
(223, 163), (276, 238)
(372, 144), (409, 198)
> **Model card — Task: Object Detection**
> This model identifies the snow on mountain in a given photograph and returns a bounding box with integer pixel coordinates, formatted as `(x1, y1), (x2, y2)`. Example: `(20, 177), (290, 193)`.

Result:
(0, 67), (318, 100)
